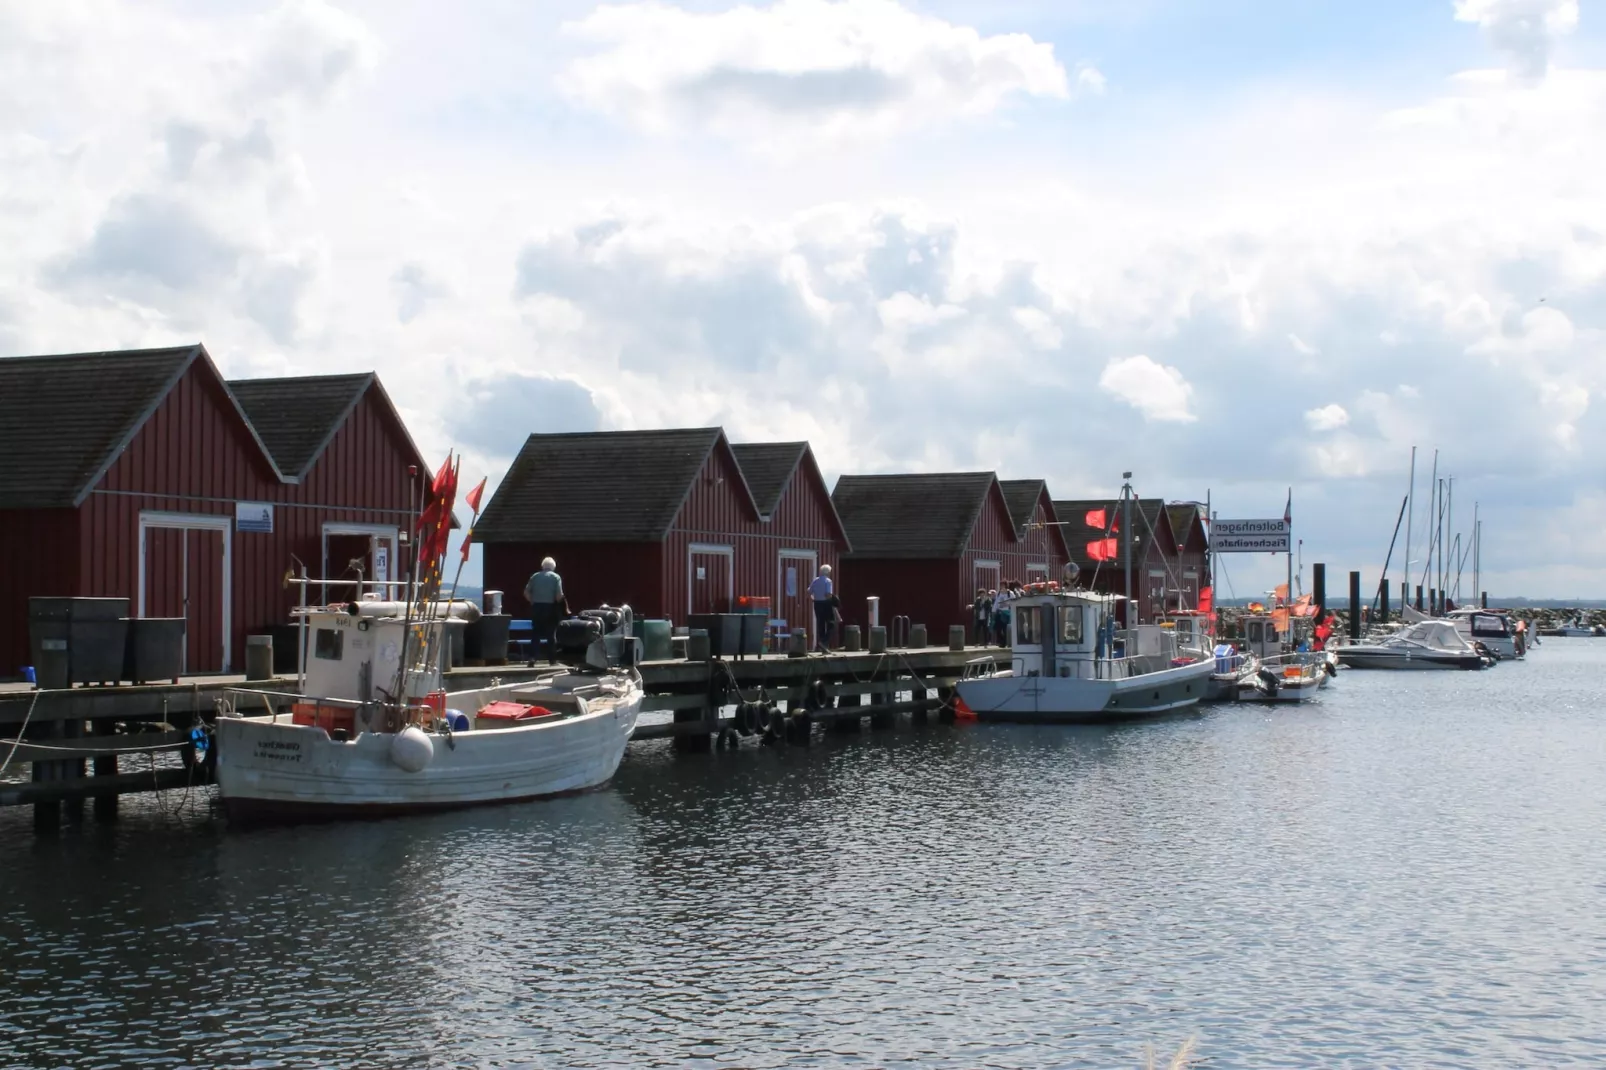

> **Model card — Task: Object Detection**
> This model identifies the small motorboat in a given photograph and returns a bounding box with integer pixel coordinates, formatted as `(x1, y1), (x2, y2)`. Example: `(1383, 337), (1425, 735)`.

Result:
(1444, 607), (1524, 659)
(955, 586), (1214, 723)
(1238, 652), (1327, 702)
(1334, 620), (1494, 670)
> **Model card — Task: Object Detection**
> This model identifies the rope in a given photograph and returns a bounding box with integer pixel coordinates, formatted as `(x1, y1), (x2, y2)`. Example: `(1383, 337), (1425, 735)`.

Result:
(0, 737), (188, 756)
(0, 690), (42, 777)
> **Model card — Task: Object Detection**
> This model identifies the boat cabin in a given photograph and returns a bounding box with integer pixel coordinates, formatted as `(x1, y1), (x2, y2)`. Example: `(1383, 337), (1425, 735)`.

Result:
(300, 602), (469, 704)
(1009, 585), (1197, 679)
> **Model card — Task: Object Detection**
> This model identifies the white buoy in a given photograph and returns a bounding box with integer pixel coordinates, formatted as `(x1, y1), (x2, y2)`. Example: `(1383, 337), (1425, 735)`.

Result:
(389, 726), (434, 773)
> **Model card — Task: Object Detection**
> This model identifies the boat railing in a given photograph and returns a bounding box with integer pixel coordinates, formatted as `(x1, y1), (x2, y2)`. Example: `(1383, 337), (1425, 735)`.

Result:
(962, 656), (999, 681)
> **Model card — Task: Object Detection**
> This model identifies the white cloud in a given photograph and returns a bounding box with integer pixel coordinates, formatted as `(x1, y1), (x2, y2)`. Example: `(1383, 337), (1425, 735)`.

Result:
(1288, 332), (1318, 356)
(559, 0), (1071, 140)
(1455, 0), (1579, 83)
(1098, 355), (1197, 423)
(1304, 404), (1350, 432)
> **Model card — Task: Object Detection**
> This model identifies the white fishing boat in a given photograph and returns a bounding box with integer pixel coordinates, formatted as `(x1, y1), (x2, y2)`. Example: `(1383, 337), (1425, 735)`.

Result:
(955, 586), (1214, 722)
(1232, 611), (1333, 702)
(1334, 619), (1494, 671)
(214, 600), (643, 822)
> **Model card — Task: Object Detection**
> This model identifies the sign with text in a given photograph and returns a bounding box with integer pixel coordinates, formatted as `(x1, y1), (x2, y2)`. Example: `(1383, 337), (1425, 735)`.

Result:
(235, 501), (274, 534)
(1211, 518), (1289, 553)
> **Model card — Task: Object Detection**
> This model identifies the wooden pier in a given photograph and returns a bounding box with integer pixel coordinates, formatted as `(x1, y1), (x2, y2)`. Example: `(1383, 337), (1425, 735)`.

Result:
(0, 645), (1006, 831)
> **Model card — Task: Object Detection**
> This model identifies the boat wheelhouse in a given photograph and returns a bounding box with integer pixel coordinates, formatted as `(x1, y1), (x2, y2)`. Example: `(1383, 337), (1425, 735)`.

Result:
(954, 585), (1214, 723)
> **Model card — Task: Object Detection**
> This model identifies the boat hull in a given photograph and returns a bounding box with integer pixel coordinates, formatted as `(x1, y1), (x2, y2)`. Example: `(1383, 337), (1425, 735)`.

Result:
(1334, 650), (1486, 670)
(215, 690), (642, 823)
(956, 659), (1214, 724)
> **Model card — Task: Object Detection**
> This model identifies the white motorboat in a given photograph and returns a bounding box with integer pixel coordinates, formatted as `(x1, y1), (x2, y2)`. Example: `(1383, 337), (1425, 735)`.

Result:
(955, 586), (1214, 723)
(215, 601), (643, 822)
(1238, 653), (1326, 702)
(1444, 606), (1524, 659)
(1334, 619), (1494, 671)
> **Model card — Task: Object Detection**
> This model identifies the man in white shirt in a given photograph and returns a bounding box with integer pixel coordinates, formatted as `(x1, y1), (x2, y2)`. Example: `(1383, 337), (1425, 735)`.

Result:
(808, 565), (834, 652)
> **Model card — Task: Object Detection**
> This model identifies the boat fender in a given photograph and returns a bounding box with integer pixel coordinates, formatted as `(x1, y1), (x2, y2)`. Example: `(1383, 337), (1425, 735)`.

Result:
(1257, 668), (1281, 694)
(1322, 660), (1337, 678)
(389, 726), (434, 773)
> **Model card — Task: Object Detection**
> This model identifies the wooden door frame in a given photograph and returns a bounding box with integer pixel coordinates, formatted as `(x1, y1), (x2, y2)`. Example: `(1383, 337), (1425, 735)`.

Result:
(687, 542), (735, 616)
(778, 549), (818, 622)
(972, 558), (1001, 590)
(137, 511), (232, 672)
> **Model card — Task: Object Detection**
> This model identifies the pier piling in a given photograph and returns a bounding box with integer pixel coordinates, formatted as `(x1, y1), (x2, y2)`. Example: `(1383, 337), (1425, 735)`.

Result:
(1349, 571), (1362, 641)
(1313, 563), (1327, 617)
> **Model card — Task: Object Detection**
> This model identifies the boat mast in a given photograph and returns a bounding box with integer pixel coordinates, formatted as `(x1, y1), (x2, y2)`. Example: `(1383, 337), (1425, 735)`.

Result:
(1473, 505), (1480, 603)
(1122, 472), (1134, 625)
(1419, 449), (1438, 607)
(1404, 446), (1416, 606)
(1285, 486), (1293, 647)
(1206, 488), (1213, 635)
(1444, 475), (1454, 608)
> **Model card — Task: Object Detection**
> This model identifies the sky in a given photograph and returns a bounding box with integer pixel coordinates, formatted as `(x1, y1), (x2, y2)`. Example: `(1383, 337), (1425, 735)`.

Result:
(2, 0), (1603, 600)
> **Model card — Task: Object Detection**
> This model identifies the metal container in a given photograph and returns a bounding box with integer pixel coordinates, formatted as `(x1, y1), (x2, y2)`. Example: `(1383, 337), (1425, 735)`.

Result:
(244, 634), (274, 682)
(125, 618), (186, 684)
(29, 597), (130, 686)
(641, 620), (673, 662)
(687, 613), (763, 657)
(468, 614), (511, 664)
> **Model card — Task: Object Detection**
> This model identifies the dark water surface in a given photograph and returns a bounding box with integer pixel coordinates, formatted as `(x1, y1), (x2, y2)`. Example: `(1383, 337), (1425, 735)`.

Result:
(4, 643), (1605, 1068)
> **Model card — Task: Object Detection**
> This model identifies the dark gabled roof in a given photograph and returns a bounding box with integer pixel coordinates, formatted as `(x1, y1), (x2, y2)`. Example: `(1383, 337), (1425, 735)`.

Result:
(0, 344), (286, 509)
(833, 472), (997, 559)
(474, 427), (734, 543)
(999, 479), (1047, 538)
(1054, 497), (1172, 570)
(730, 442), (807, 517)
(228, 373), (373, 478)
(1166, 503), (1206, 551)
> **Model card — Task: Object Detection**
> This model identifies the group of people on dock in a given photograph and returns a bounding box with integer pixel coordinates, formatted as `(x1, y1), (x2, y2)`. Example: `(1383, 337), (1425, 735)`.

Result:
(972, 583), (1026, 648)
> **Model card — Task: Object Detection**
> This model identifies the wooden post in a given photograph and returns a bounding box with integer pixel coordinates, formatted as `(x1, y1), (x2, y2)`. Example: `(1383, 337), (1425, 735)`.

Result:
(1377, 579), (1390, 624)
(832, 693), (865, 733)
(1415, 584), (1424, 611)
(30, 720), (60, 834)
(936, 684), (955, 722)
(910, 685), (929, 724)
(1312, 563), (1327, 617)
(93, 717), (118, 822)
(870, 679), (894, 730)
(1349, 571), (1362, 641)
(61, 717), (85, 824)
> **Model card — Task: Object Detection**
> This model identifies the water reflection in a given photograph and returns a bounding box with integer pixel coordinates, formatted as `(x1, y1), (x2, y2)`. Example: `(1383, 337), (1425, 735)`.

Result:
(4, 646), (1606, 1066)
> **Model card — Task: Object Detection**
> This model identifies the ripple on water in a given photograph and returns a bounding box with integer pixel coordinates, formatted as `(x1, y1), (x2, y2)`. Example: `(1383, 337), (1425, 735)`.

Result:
(4, 644), (1606, 1067)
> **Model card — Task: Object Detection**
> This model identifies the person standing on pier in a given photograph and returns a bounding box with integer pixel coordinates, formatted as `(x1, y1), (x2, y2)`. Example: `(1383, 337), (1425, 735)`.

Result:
(524, 557), (568, 665)
(809, 565), (835, 652)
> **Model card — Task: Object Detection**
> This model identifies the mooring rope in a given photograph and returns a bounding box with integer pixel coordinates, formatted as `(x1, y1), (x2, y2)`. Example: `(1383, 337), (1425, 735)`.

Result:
(0, 690), (42, 778)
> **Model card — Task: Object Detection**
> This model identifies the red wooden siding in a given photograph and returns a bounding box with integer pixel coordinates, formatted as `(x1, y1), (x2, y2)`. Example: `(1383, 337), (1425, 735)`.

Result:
(837, 559), (961, 635)
(1001, 492), (1068, 584)
(956, 483), (1019, 625)
(68, 364), (420, 671)
(484, 542), (666, 620)
(0, 510), (79, 676)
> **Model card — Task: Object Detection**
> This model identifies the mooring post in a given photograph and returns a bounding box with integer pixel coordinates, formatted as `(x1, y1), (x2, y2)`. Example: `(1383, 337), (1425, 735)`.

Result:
(30, 720), (60, 834)
(61, 717), (85, 824)
(93, 717), (118, 822)
(1312, 563), (1327, 617)
(832, 691), (865, 733)
(936, 684), (956, 722)
(1377, 579), (1390, 624)
(870, 675), (894, 730)
(911, 683), (929, 724)
(1349, 571), (1362, 641)
(1415, 585), (1424, 611)
(1481, 591), (1488, 609)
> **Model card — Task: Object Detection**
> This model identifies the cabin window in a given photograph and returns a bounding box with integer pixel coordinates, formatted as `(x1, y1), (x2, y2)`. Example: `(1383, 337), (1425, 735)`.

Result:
(314, 628), (343, 661)
(1016, 606), (1042, 645)
(1060, 606), (1084, 644)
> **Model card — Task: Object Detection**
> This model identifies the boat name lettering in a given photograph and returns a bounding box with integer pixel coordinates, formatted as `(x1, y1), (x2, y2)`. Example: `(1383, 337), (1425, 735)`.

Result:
(253, 739), (303, 762)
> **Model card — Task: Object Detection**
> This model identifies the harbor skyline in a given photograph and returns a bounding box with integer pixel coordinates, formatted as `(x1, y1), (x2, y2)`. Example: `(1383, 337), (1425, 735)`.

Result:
(3, 0), (1602, 598)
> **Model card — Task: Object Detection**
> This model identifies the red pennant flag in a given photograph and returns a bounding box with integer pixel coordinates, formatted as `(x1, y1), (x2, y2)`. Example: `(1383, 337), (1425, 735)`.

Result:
(1086, 537), (1119, 562)
(1198, 586), (1213, 615)
(464, 477), (487, 516)
(1084, 508), (1105, 529)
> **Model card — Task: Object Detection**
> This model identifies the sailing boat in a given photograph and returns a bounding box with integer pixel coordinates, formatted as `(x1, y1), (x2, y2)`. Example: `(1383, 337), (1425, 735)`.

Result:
(954, 474), (1215, 722)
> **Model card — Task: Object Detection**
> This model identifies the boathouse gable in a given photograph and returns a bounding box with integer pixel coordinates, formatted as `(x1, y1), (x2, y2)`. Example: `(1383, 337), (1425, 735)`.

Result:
(832, 472), (1019, 635)
(0, 345), (430, 679)
(998, 479), (1072, 584)
(477, 429), (847, 629)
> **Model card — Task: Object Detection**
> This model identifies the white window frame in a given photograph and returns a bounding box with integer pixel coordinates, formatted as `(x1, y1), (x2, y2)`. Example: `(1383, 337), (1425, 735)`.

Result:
(137, 511), (233, 673)
(1025, 562), (1049, 581)
(687, 542), (735, 616)
(322, 521), (401, 583)
(973, 559), (1002, 591)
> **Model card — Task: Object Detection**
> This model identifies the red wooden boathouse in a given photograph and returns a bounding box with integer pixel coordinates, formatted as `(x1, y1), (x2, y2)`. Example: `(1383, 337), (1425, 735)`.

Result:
(830, 472), (1023, 636)
(997, 479), (1072, 585)
(474, 429), (850, 628)
(0, 344), (431, 677)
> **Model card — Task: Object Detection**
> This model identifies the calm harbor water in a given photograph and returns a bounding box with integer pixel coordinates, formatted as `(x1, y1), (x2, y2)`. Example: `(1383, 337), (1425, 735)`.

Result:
(4, 643), (1605, 1068)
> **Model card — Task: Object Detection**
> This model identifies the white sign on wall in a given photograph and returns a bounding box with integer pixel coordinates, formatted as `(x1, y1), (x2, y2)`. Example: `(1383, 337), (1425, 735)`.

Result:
(374, 543), (390, 581)
(1212, 518), (1289, 553)
(786, 566), (798, 597)
(235, 501), (274, 534)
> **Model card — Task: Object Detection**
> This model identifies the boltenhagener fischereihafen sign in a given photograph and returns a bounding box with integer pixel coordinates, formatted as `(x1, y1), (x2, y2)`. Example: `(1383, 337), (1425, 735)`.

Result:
(1211, 518), (1289, 553)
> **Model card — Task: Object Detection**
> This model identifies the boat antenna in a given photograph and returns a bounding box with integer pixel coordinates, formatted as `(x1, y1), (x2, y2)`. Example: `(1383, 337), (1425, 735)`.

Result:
(1122, 472), (1134, 625)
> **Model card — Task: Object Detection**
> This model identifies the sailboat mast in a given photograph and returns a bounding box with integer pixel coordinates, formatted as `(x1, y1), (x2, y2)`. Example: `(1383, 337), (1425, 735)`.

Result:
(1286, 487), (1293, 645)
(1473, 507), (1480, 603)
(1420, 449), (1438, 604)
(1445, 476), (1454, 606)
(1404, 446), (1416, 602)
